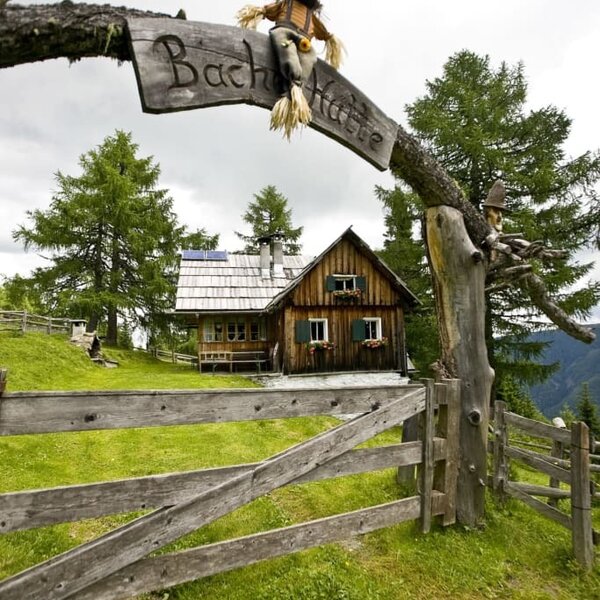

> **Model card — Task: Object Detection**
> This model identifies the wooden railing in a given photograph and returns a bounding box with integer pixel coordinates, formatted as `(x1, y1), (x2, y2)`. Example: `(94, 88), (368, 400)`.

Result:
(491, 401), (598, 570)
(148, 347), (198, 367)
(0, 380), (460, 600)
(0, 310), (71, 335)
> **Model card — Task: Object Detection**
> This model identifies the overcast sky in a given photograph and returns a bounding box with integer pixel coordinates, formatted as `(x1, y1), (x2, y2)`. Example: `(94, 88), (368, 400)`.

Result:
(2, 0), (600, 318)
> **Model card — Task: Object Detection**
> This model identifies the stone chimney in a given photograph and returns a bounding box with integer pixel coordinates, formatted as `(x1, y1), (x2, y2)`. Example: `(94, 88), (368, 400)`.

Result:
(259, 237), (271, 279)
(271, 233), (284, 277)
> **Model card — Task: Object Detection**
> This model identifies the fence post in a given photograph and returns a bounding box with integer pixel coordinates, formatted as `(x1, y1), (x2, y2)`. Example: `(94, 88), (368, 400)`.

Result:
(0, 368), (7, 396)
(21, 310), (27, 334)
(548, 437), (564, 508)
(492, 401), (508, 501)
(433, 378), (460, 526)
(571, 421), (594, 570)
(421, 379), (435, 533)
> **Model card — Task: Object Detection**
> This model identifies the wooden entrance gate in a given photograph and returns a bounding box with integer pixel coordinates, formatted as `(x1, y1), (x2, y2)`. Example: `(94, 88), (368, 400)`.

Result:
(0, 380), (459, 599)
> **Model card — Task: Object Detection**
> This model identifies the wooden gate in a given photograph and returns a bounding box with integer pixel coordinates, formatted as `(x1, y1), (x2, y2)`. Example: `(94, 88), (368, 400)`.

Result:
(491, 401), (599, 570)
(0, 380), (459, 599)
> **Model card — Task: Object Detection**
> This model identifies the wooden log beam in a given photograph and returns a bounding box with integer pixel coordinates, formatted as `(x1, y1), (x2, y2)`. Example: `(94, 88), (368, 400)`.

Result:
(505, 411), (572, 445)
(72, 493), (446, 600)
(505, 446), (571, 485)
(0, 2), (173, 69)
(505, 482), (572, 531)
(0, 440), (449, 533)
(0, 385), (422, 436)
(0, 387), (425, 600)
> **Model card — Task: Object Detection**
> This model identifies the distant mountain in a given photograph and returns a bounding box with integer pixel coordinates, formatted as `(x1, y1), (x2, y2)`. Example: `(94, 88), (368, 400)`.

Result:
(526, 324), (600, 417)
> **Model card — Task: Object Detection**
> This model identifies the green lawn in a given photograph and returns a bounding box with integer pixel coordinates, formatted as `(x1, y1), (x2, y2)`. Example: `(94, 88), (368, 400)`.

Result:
(0, 332), (598, 599)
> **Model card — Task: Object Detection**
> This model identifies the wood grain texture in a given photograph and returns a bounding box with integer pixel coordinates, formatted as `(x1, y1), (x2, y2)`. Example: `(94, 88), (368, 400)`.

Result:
(127, 18), (397, 170)
(570, 422), (594, 570)
(425, 206), (493, 526)
(420, 380), (435, 533)
(0, 385), (423, 436)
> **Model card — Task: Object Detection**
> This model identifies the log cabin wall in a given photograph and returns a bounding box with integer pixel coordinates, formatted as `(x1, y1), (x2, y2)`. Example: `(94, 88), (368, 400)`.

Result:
(281, 239), (408, 374)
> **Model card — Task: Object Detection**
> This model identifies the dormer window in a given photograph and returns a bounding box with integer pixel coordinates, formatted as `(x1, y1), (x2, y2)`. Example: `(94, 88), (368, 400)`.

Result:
(334, 276), (356, 291)
(326, 275), (366, 294)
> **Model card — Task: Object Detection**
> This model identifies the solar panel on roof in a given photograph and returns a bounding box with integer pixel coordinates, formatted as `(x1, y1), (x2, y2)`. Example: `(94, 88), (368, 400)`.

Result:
(182, 250), (228, 261)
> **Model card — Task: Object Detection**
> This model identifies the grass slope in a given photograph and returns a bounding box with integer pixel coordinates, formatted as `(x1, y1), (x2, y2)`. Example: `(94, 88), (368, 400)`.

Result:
(0, 332), (598, 599)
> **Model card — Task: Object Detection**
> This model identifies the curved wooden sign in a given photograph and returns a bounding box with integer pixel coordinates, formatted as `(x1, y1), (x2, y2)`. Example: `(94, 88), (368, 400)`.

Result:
(126, 18), (398, 171)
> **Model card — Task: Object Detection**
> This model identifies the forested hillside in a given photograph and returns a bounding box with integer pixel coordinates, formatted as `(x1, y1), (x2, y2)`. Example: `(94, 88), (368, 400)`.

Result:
(528, 324), (600, 416)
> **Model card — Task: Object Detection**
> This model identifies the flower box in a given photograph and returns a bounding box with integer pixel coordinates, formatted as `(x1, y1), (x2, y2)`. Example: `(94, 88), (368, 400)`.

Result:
(307, 341), (335, 354)
(332, 289), (362, 301)
(361, 337), (388, 349)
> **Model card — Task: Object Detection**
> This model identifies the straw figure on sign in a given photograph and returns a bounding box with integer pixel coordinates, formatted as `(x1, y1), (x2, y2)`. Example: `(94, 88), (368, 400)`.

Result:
(237, 0), (345, 139)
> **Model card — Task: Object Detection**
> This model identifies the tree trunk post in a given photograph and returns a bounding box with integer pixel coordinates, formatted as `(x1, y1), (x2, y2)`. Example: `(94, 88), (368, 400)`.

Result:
(425, 206), (494, 526)
(571, 421), (594, 570)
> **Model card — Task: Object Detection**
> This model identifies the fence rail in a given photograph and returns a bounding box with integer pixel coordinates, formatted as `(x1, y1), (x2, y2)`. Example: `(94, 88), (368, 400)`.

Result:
(0, 310), (71, 335)
(148, 347), (198, 367)
(491, 401), (598, 570)
(0, 379), (461, 600)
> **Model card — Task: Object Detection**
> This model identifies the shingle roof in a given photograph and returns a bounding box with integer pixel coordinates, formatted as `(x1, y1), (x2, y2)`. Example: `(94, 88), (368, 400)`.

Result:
(174, 253), (312, 312)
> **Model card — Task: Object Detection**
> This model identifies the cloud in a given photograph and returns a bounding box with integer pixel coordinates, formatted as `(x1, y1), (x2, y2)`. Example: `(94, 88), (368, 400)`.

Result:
(0, 0), (598, 327)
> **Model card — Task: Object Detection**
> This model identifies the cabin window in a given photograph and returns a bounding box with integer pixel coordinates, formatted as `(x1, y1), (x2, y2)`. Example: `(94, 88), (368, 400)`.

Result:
(326, 275), (367, 294)
(364, 317), (382, 340)
(203, 318), (223, 342)
(352, 317), (382, 341)
(250, 318), (266, 341)
(309, 318), (328, 342)
(335, 276), (356, 291)
(227, 319), (246, 342)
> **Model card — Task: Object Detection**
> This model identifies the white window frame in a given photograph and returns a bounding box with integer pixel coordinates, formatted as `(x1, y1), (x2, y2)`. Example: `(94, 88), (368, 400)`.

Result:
(363, 317), (382, 341)
(203, 318), (223, 342)
(333, 274), (357, 291)
(309, 318), (328, 342)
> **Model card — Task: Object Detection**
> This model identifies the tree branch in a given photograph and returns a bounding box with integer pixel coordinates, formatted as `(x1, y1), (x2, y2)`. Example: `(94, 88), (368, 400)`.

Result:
(391, 124), (493, 247)
(0, 2), (176, 68)
(518, 272), (596, 343)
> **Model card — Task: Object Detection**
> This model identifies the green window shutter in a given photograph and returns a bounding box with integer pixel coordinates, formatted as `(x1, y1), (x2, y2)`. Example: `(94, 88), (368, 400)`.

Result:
(325, 275), (336, 292)
(356, 276), (366, 292)
(352, 319), (366, 342)
(295, 320), (311, 343)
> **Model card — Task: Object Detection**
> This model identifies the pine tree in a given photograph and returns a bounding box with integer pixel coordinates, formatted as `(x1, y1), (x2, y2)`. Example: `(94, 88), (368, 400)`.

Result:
(575, 382), (600, 437)
(180, 228), (220, 251)
(403, 50), (600, 390)
(375, 185), (438, 373)
(13, 130), (183, 345)
(235, 185), (303, 254)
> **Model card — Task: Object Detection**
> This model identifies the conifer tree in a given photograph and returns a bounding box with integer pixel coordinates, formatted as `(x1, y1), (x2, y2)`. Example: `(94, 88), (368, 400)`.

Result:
(400, 50), (600, 390)
(575, 382), (600, 437)
(376, 185), (438, 373)
(14, 130), (182, 345)
(235, 185), (303, 254)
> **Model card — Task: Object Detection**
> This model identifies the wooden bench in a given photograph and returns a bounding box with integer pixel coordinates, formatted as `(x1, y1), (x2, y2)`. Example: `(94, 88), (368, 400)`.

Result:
(231, 351), (268, 373)
(199, 351), (268, 373)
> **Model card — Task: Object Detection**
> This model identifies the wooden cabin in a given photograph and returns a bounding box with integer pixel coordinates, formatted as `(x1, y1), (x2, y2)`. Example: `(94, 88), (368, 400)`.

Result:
(173, 228), (419, 374)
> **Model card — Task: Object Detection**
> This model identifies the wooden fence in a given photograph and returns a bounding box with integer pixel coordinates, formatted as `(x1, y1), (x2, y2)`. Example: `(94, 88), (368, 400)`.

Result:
(147, 346), (198, 367)
(491, 401), (599, 570)
(0, 379), (460, 599)
(0, 310), (71, 335)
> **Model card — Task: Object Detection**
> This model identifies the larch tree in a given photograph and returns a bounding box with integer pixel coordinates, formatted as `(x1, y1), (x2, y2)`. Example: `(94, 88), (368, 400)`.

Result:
(403, 50), (600, 392)
(13, 130), (183, 346)
(376, 185), (439, 373)
(235, 185), (303, 254)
